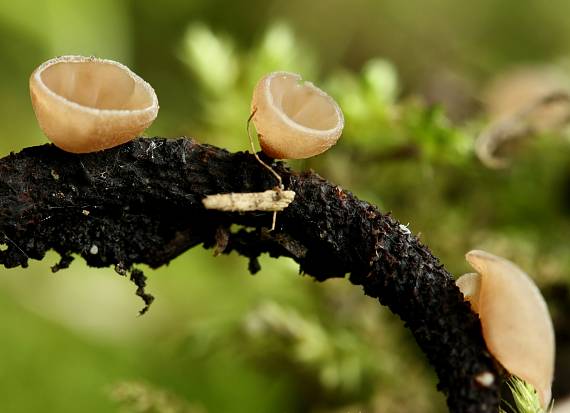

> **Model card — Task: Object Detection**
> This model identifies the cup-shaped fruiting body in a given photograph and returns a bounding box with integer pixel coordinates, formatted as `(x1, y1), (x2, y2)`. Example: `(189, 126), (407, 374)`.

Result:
(251, 71), (344, 159)
(456, 250), (555, 408)
(455, 272), (481, 313)
(476, 66), (570, 169)
(30, 55), (159, 153)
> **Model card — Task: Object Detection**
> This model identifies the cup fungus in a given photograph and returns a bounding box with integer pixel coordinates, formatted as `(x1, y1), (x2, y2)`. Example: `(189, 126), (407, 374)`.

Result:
(30, 55), (159, 153)
(250, 71), (344, 159)
(456, 250), (555, 408)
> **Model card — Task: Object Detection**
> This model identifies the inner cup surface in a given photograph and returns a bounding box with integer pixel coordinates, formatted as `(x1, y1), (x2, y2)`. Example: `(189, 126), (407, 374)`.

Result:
(40, 60), (153, 111)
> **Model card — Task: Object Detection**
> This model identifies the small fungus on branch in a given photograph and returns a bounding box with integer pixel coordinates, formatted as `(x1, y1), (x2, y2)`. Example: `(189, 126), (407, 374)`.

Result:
(0, 137), (500, 412)
(29, 55), (159, 153)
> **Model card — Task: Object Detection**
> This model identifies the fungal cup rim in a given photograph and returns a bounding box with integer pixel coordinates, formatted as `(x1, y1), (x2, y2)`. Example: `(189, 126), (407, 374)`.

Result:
(263, 71), (344, 137)
(32, 55), (159, 117)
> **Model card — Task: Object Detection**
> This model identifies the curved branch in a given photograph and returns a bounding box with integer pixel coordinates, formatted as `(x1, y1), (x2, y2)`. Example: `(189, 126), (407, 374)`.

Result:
(0, 137), (500, 412)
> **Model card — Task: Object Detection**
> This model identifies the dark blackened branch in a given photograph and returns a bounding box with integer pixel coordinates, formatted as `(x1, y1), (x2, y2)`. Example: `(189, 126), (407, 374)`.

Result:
(0, 137), (500, 412)
(129, 268), (154, 315)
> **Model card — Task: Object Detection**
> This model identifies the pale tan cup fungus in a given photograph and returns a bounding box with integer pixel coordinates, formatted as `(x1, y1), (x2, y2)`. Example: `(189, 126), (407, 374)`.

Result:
(30, 55), (159, 153)
(456, 250), (555, 408)
(251, 71), (344, 159)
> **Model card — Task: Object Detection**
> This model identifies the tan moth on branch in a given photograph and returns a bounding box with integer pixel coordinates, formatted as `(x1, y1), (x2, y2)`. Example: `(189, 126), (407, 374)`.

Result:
(202, 189), (295, 212)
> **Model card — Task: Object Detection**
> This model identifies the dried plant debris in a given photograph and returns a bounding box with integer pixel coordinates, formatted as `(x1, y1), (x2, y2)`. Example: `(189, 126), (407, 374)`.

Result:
(202, 189), (295, 212)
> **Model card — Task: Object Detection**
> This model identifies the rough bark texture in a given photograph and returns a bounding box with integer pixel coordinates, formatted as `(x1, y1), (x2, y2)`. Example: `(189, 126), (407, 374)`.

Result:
(0, 137), (501, 412)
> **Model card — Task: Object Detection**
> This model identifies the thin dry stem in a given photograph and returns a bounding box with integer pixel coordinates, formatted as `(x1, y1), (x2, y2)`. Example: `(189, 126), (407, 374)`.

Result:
(247, 108), (283, 189)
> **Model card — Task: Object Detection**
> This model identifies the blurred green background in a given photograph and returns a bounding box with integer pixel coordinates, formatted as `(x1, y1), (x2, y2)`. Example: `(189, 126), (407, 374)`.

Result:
(1, 0), (570, 412)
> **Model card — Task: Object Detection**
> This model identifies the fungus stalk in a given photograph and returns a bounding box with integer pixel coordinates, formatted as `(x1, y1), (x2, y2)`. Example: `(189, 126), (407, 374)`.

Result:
(0, 137), (500, 412)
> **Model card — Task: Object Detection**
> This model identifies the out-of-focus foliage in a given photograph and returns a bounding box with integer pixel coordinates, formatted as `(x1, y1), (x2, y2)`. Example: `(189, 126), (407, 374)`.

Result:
(1, 1), (570, 412)
(179, 22), (471, 164)
(179, 22), (318, 152)
(243, 301), (376, 397)
(110, 381), (204, 413)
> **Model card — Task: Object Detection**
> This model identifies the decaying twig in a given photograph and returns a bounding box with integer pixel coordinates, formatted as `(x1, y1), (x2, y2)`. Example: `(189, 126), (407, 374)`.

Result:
(0, 137), (500, 412)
